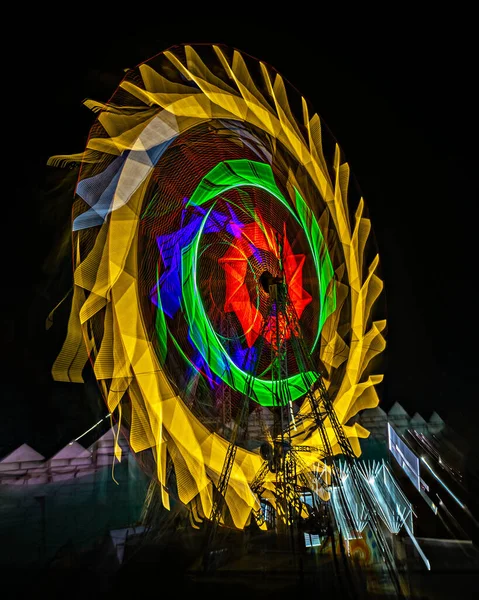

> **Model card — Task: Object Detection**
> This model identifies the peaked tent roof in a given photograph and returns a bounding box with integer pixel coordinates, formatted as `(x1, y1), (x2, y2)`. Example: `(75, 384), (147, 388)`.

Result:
(49, 441), (91, 460)
(410, 412), (428, 425)
(361, 406), (387, 419)
(0, 443), (45, 464)
(429, 411), (445, 424)
(388, 401), (410, 418)
(88, 427), (130, 451)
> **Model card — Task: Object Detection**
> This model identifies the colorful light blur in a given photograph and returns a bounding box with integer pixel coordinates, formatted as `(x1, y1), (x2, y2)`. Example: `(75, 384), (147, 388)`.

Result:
(48, 44), (386, 528)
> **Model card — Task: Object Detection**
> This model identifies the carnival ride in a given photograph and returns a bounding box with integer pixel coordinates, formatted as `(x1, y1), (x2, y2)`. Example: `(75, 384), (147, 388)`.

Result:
(48, 44), (407, 595)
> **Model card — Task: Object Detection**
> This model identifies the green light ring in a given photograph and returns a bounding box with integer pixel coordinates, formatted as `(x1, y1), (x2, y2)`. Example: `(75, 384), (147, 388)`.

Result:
(180, 159), (335, 407)
(187, 159), (336, 347)
(183, 204), (309, 406)
(293, 189), (337, 345)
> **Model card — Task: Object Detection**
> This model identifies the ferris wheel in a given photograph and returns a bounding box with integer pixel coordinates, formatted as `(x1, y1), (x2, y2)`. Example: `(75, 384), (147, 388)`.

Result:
(49, 44), (388, 551)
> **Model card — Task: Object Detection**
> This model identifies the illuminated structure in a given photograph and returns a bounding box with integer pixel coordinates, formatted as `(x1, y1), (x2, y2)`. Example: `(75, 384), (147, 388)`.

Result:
(45, 44), (412, 594)
(49, 42), (384, 522)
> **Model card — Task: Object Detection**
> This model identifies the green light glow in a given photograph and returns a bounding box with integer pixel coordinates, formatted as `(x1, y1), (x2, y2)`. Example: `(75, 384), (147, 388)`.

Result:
(178, 159), (336, 406)
(155, 263), (168, 365)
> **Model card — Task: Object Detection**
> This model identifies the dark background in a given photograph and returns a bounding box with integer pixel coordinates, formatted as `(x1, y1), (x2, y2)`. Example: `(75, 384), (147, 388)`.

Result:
(4, 17), (477, 461)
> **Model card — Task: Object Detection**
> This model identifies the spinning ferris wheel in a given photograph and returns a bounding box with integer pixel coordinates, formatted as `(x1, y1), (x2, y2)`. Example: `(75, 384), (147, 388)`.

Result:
(49, 43), (395, 584)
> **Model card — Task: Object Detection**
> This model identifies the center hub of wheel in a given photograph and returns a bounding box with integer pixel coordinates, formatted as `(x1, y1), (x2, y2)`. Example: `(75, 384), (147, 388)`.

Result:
(260, 271), (283, 294)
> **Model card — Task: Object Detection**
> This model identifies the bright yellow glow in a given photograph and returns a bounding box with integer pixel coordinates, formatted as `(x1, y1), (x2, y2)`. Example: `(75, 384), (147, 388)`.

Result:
(49, 44), (385, 529)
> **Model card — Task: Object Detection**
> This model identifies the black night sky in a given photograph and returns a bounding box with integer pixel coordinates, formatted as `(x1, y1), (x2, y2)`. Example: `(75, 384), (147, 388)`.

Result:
(5, 17), (477, 462)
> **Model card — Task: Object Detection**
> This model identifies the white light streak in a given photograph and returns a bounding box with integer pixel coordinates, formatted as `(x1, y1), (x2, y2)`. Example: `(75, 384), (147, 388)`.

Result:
(421, 457), (465, 509)
(396, 503), (431, 571)
(70, 413), (111, 444)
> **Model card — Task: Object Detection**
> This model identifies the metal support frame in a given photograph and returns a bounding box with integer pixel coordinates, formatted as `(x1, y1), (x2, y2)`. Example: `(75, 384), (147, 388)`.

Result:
(202, 240), (404, 596)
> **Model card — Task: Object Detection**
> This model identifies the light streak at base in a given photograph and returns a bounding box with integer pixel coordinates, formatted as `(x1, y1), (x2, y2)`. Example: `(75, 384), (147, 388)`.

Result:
(421, 457), (465, 509)
(436, 496), (470, 540)
(397, 504), (431, 571)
